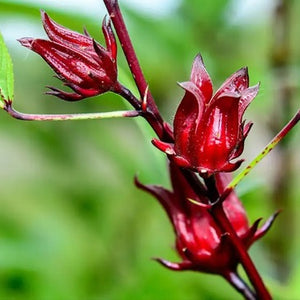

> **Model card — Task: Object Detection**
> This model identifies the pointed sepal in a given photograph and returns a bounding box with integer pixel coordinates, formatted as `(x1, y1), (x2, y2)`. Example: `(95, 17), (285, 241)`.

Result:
(153, 258), (193, 271)
(152, 138), (176, 155)
(253, 211), (281, 242)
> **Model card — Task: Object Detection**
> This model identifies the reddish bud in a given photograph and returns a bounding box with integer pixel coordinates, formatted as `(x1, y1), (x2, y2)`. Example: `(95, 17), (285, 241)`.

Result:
(18, 11), (118, 101)
(136, 163), (277, 275)
(153, 54), (259, 175)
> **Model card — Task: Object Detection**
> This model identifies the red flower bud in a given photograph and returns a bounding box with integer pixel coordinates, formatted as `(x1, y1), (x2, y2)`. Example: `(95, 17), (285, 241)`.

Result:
(153, 54), (259, 175)
(136, 163), (277, 275)
(18, 11), (118, 101)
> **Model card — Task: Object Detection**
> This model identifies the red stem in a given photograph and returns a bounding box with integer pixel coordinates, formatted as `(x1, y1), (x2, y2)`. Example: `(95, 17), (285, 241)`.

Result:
(213, 203), (271, 300)
(103, 0), (169, 141)
(206, 176), (272, 300)
(271, 109), (299, 143)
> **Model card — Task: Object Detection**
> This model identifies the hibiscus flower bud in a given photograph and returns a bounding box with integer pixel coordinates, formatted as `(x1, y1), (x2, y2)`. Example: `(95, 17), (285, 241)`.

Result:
(153, 54), (259, 175)
(135, 163), (278, 275)
(18, 11), (118, 101)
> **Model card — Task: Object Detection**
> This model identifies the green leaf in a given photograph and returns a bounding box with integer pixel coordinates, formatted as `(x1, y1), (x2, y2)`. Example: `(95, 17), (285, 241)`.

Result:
(0, 32), (14, 108)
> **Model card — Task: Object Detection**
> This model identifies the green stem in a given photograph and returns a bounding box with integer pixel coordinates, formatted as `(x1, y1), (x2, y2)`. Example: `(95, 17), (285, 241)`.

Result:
(227, 110), (299, 191)
(4, 101), (139, 121)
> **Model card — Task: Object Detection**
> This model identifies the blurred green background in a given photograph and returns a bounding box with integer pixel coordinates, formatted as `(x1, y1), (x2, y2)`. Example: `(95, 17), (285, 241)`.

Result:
(0, 0), (299, 299)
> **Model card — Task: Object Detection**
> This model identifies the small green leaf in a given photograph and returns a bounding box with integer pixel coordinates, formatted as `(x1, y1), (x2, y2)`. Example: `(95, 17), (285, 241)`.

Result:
(0, 32), (14, 108)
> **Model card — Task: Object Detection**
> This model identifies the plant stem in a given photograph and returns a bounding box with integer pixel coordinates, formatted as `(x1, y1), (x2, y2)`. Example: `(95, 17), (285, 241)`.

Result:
(180, 168), (208, 198)
(213, 202), (271, 300)
(224, 271), (256, 300)
(114, 82), (141, 109)
(4, 101), (139, 121)
(227, 110), (299, 191)
(205, 176), (272, 300)
(103, 0), (169, 141)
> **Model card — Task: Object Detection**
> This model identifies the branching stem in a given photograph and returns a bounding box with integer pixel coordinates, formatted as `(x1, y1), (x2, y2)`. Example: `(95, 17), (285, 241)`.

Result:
(103, 0), (171, 141)
(113, 82), (141, 109)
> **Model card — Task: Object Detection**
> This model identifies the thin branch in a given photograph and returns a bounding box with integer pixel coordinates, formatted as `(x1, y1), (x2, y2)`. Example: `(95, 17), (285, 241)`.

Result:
(212, 201), (272, 300)
(224, 271), (256, 300)
(201, 175), (272, 299)
(103, 0), (170, 141)
(227, 110), (299, 191)
(4, 101), (139, 121)
(113, 82), (141, 109)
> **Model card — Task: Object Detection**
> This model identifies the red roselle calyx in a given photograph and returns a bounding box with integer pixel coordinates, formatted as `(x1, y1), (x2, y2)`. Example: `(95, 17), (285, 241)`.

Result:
(136, 163), (278, 275)
(18, 11), (118, 101)
(153, 54), (259, 176)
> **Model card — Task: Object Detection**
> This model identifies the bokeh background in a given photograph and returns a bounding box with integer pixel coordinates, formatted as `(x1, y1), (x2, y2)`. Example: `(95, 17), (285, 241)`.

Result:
(0, 0), (299, 299)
